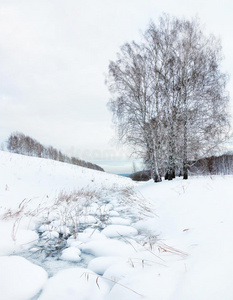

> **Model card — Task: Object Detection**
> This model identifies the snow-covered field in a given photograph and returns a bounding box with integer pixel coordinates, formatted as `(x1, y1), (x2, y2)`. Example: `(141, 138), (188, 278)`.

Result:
(0, 150), (233, 300)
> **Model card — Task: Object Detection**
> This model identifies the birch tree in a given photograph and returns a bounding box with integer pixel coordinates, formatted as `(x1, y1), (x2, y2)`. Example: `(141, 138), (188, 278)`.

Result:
(171, 17), (230, 178)
(106, 14), (230, 181)
(106, 42), (165, 181)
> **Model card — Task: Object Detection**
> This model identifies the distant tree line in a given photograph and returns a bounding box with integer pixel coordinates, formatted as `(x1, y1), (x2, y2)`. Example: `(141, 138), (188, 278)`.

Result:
(190, 153), (233, 175)
(131, 153), (233, 181)
(6, 132), (104, 172)
(106, 14), (230, 182)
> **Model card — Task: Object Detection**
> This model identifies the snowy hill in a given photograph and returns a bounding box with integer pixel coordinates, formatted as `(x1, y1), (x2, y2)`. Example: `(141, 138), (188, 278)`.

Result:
(0, 151), (233, 300)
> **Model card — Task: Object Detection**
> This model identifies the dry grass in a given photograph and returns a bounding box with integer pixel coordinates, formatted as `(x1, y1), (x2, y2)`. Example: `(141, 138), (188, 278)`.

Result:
(2, 199), (30, 220)
(54, 189), (99, 205)
(81, 272), (144, 297)
(2, 198), (46, 221)
(2, 183), (172, 267)
(157, 241), (188, 258)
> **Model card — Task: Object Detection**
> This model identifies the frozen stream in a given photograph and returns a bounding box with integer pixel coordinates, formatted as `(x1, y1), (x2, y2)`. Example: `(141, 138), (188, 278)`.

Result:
(18, 191), (149, 279)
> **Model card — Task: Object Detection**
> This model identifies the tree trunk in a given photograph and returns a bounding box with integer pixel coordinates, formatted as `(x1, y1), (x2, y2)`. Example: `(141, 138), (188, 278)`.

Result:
(183, 93), (188, 180)
(152, 139), (162, 182)
(167, 109), (176, 180)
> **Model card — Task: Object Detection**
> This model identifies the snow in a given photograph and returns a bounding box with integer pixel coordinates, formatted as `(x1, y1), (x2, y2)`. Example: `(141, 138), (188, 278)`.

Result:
(108, 210), (120, 217)
(102, 225), (138, 237)
(38, 268), (109, 300)
(60, 247), (81, 262)
(88, 256), (126, 275)
(81, 239), (136, 257)
(78, 215), (97, 224)
(0, 256), (47, 300)
(108, 217), (131, 225)
(41, 231), (59, 239)
(0, 224), (39, 256)
(1, 150), (233, 299)
(69, 230), (107, 243)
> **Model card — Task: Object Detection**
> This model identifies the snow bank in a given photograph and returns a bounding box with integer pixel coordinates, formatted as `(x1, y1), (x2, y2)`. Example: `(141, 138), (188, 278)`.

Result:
(137, 176), (233, 300)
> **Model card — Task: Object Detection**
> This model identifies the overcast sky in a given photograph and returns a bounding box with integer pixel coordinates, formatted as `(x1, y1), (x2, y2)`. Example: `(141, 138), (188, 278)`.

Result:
(0, 0), (233, 173)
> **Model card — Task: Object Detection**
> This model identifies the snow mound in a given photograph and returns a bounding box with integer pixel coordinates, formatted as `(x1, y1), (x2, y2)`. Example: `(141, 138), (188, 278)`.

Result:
(81, 239), (136, 257)
(0, 225), (38, 256)
(103, 261), (137, 287)
(78, 215), (97, 224)
(73, 231), (107, 243)
(0, 256), (47, 300)
(42, 231), (59, 239)
(102, 225), (138, 238)
(109, 210), (120, 217)
(60, 247), (82, 262)
(88, 256), (126, 275)
(108, 217), (131, 225)
(38, 267), (109, 300)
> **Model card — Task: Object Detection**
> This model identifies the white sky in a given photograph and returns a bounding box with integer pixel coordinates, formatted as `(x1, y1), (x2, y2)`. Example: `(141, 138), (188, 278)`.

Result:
(0, 0), (233, 173)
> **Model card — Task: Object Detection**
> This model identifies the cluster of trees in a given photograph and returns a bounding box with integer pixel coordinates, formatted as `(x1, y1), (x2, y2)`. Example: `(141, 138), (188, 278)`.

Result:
(190, 153), (233, 175)
(131, 153), (233, 181)
(106, 15), (230, 181)
(6, 132), (104, 172)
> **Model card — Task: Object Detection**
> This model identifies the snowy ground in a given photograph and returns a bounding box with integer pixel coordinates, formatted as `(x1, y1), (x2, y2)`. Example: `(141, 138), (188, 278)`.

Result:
(0, 150), (233, 300)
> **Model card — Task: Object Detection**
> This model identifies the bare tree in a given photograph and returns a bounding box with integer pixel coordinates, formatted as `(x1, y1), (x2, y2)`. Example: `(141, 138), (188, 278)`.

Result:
(171, 17), (230, 178)
(106, 14), (230, 181)
(106, 42), (163, 181)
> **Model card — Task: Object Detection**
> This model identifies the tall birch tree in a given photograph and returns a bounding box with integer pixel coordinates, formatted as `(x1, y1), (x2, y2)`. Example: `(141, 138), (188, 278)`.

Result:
(106, 14), (230, 181)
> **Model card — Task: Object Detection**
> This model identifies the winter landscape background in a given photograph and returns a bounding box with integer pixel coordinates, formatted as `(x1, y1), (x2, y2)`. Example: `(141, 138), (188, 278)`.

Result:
(1, 1), (233, 299)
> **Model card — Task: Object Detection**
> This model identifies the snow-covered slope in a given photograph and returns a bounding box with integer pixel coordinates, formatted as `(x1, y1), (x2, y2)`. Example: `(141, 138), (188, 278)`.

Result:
(1, 151), (233, 300)
(0, 151), (132, 206)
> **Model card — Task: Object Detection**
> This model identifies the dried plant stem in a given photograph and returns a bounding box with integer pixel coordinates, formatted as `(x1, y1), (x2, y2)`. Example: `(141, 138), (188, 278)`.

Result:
(81, 272), (144, 297)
